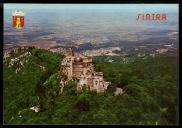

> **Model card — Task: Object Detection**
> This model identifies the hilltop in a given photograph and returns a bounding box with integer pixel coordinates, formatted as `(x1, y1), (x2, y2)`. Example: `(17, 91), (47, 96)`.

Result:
(3, 47), (178, 125)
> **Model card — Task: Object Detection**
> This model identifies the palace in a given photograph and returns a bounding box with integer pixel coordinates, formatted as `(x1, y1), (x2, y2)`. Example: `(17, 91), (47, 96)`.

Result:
(60, 48), (111, 93)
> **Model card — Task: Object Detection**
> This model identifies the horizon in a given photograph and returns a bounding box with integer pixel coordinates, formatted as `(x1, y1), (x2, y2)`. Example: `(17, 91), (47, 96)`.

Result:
(4, 4), (178, 12)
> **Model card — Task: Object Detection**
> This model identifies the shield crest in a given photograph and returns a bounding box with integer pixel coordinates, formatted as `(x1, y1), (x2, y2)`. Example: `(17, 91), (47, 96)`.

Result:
(12, 10), (25, 29)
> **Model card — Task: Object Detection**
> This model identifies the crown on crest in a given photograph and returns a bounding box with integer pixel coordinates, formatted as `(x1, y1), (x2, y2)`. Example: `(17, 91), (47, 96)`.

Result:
(12, 10), (25, 16)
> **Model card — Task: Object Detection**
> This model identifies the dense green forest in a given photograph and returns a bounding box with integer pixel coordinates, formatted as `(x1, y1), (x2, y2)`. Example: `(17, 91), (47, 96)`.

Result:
(3, 48), (178, 125)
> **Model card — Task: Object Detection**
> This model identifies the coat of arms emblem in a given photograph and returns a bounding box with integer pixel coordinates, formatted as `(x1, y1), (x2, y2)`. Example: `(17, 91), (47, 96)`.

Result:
(12, 10), (25, 29)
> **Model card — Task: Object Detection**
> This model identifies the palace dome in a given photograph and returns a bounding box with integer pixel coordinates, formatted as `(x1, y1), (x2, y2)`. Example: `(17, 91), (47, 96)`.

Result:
(74, 56), (83, 62)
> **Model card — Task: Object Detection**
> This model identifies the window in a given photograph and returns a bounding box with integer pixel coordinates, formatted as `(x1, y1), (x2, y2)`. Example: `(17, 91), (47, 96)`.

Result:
(95, 81), (98, 86)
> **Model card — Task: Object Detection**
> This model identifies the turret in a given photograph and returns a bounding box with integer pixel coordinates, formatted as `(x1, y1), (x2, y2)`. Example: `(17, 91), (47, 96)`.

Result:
(67, 47), (74, 57)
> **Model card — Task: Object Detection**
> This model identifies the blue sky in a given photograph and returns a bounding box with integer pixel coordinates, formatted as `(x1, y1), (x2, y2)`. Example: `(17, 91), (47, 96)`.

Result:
(4, 4), (178, 13)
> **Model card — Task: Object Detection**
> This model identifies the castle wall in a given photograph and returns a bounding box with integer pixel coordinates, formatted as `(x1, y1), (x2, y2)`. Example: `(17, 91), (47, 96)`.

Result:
(87, 77), (93, 88)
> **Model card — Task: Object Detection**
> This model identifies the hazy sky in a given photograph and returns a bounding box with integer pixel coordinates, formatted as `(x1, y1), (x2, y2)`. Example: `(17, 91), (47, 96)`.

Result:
(4, 4), (178, 35)
(4, 4), (178, 13)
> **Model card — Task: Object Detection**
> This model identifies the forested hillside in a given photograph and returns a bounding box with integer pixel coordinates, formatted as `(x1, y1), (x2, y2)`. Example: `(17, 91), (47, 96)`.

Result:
(3, 48), (178, 125)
